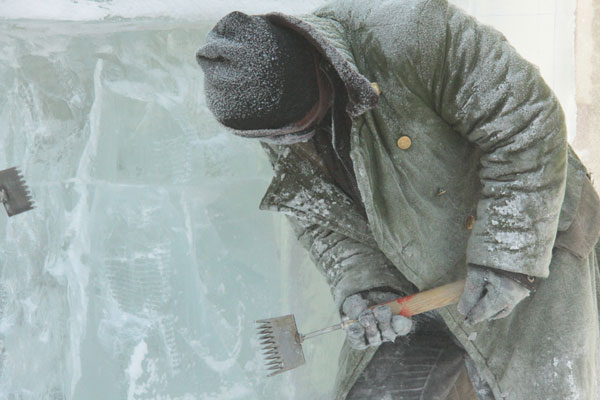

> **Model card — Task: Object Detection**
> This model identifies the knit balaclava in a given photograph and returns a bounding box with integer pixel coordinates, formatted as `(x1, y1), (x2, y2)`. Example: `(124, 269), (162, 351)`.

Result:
(196, 11), (328, 142)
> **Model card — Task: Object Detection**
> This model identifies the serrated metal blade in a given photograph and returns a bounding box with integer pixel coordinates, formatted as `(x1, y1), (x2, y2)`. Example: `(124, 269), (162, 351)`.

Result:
(0, 167), (35, 217)
(255, 314), (305, 377)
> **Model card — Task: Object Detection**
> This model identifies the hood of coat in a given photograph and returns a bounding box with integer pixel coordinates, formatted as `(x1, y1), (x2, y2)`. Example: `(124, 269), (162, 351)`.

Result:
(224, 12), (380, 143)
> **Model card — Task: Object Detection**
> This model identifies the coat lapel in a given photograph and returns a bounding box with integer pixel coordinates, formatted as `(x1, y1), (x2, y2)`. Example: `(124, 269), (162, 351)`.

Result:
(260, 142), (377, 247)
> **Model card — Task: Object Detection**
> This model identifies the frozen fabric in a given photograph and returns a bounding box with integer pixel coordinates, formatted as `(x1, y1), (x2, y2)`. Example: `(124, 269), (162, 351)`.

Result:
(346, 329), (476, 400)
(256, 0), (600, 399)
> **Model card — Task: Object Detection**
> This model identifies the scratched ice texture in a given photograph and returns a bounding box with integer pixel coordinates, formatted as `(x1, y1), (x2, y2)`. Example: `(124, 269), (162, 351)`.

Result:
(0, 16), (341, 399)
(0, 0), (575, 399)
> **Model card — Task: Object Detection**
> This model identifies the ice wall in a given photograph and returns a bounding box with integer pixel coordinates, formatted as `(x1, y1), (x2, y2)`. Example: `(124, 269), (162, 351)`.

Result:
(0, 0), (325, 21)
(0, 19), (309, 399)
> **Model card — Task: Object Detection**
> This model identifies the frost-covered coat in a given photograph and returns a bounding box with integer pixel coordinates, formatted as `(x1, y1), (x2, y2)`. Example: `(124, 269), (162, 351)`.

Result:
(255, 1), (600, 399)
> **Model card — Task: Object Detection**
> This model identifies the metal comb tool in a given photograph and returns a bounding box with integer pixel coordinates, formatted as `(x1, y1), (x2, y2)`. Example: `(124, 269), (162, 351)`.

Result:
(0, 167), (35, 217)
(256, 280), (465, 377)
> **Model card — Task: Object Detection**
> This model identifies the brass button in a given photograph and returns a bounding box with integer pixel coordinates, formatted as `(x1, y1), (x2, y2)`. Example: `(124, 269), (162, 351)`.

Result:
(465, 215), (475, 230)
(397, 136), (412, 150)
(371, 82), (381, 95)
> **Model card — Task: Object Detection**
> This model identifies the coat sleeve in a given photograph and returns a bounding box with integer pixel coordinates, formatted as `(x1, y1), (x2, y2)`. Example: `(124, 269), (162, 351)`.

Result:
(259, 143), (416, 310)
(417, 1), (568, 277)
(285, 216), (414, 310)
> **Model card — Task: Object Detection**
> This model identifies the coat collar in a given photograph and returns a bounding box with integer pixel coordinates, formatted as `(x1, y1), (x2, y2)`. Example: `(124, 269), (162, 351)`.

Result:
(259, 141), (377, 247)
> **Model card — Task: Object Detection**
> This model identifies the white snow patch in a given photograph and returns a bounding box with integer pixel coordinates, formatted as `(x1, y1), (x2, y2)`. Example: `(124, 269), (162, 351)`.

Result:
(189, 312), (244, 374)
(565, 360), (580, 400)
(126, 339), (148, 400)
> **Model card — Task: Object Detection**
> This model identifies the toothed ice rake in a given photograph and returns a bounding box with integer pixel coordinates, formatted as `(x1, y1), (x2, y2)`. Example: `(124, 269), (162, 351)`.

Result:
(256, 280), (466, 376)
(0, 167), (35, 217)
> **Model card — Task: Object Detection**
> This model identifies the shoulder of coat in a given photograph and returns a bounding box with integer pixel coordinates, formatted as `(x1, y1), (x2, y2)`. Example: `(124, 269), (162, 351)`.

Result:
(314, 0), (432, 30)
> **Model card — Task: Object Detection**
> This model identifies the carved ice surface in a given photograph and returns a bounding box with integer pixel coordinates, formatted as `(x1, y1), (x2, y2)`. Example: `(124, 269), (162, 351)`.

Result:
(0, 16), (340, 399)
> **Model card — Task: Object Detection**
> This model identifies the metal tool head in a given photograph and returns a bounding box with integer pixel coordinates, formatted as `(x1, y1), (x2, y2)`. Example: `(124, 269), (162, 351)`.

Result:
(0, 167), (35, 217)
(255, 314), (305, 377)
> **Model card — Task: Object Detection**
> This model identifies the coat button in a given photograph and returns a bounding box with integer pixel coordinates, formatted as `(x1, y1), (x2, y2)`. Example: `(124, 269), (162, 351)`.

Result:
(465, 215), (475, 230)
(397, 136), (412, 150)
(371, 82), (381, 95)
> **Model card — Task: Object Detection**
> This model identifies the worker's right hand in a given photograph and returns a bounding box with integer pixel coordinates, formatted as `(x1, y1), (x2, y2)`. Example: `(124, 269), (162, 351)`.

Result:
(341, 292), (413, 350)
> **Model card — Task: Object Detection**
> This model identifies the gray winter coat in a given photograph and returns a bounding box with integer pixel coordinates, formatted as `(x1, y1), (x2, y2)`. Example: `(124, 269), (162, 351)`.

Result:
(255, 1), (600, 398)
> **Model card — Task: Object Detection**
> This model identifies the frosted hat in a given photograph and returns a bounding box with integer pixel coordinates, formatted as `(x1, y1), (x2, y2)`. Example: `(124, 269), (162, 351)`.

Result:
(196, 11), (325, 140)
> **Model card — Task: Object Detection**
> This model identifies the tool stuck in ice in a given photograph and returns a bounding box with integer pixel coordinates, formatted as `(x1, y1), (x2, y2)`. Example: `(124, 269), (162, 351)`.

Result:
(256, 280), (466, 376)
(0, 167), (35, 217)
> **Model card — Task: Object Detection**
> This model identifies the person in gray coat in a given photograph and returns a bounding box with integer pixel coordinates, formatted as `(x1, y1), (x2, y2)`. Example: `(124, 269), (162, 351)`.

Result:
(196, 0), (600, 399)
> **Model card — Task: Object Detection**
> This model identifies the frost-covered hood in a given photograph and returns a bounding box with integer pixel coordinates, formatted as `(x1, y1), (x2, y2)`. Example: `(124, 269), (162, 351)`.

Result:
(225, 12), (379, 142)
(265, 12), (379, 117)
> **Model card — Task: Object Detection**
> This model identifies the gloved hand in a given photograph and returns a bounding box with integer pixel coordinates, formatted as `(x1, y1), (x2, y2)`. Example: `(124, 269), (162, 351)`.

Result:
(341, 291), (413, 350)
(458, 264), (531, 326)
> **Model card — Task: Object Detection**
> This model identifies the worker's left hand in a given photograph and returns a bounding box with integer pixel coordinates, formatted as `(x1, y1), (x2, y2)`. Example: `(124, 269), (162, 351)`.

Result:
(458, 264), (531, 326)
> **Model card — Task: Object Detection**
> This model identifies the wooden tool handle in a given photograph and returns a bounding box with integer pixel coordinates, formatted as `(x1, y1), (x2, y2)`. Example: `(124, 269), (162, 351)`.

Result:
(383, 280), (466, 317)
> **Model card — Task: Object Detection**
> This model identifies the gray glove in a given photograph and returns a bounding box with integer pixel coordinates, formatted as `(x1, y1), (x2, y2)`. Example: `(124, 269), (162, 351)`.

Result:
(458, 264), (531, 326)
(341, 291), (413, 350)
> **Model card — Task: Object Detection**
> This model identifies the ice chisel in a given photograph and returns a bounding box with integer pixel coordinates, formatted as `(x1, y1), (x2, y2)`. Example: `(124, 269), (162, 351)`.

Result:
(0, 167), (35, 217)
(256, 279), (466, 376)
